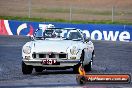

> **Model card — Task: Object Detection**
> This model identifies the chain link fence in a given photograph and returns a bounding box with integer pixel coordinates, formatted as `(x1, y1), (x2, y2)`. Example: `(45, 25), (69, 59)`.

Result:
(0, 0), (132, 22)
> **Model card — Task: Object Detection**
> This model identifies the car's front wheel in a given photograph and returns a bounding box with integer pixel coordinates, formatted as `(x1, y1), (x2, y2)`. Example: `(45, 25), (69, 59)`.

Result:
(22, 61), (33, 74)
(35, 67), (43, 72)
(73, 63), (80, 74)
(84, 61), (92, 72)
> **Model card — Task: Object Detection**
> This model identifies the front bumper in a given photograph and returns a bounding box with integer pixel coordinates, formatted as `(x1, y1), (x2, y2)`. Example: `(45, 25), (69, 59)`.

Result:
(23, 59), (80, 67)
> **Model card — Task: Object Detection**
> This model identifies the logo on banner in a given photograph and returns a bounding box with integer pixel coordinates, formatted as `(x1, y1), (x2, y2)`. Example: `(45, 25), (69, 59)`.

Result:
(83, 30), (130, 42)
(17, 23), (34, 36)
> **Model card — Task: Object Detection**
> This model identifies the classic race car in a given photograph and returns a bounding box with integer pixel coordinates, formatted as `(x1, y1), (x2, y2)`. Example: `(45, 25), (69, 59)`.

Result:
(22, 25), (95, 74)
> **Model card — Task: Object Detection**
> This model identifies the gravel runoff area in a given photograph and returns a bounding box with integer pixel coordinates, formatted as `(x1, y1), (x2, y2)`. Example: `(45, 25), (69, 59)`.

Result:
(0, 35), (132, 88)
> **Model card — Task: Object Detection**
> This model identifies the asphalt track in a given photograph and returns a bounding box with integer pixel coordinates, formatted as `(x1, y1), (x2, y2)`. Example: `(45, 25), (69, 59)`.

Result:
(0, 35), (132, 88)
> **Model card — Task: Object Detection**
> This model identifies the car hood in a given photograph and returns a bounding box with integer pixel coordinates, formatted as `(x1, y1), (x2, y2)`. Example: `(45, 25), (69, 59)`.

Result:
(31, 40), (82, 53)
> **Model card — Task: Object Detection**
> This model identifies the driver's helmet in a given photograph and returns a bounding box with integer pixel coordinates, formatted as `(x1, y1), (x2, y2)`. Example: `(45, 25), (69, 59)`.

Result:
(67, 30), (79, 39)
(47, 24), (55, 28)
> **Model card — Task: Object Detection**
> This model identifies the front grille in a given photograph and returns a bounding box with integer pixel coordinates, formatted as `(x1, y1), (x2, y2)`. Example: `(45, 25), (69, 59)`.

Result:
(59, 54), (66, 58)
(49, 53), (55, 58)
(39, 54), (46, 58)
(32, 52), (67, 59)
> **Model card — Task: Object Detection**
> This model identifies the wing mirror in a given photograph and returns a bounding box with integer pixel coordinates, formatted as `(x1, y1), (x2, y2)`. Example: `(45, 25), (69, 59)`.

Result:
(84, 37), (91, 43)
(30, 35), (34, 41)
(83, 33), (91, 43)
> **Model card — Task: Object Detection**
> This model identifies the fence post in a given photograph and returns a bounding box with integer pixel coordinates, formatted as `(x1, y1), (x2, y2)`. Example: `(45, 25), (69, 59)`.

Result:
(69, 6), (72, 21)
(112, 6), (114, 23)
(28, 0), (31, 18)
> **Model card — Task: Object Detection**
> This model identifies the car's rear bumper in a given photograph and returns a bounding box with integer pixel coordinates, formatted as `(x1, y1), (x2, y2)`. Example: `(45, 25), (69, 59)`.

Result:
(23, 59), (80, 67)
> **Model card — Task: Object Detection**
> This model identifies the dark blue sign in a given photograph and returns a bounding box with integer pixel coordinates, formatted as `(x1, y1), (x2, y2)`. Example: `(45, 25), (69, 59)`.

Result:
(0, 20), (131, 42)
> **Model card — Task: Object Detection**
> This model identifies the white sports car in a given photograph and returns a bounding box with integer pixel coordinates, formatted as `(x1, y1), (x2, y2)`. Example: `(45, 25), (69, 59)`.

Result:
(22, 26), (95, 74)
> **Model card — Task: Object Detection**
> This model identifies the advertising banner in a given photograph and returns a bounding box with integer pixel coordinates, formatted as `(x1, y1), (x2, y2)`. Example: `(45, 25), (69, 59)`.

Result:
(0, 20), (132, 42)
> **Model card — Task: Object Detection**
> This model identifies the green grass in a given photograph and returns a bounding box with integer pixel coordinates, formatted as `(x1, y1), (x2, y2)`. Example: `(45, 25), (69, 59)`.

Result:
(0, 16), (132, 25)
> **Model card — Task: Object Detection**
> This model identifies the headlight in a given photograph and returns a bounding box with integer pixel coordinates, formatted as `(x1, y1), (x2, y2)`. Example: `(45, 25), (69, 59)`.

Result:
(23, 46), (31, 54)
(70, 46), (79, 55)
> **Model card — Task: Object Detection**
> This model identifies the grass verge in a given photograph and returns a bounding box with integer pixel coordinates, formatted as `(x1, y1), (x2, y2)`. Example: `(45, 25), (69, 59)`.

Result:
(0, 16), (132, 25)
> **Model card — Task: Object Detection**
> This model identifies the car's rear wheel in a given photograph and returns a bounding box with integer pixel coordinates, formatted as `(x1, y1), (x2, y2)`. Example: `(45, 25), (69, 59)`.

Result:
(35, 67), (43, 72)
(22, 61), (33, 74)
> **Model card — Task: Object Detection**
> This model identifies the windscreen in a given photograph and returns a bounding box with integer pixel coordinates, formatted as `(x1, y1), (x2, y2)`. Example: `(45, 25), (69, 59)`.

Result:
(34, 28), (83, 41)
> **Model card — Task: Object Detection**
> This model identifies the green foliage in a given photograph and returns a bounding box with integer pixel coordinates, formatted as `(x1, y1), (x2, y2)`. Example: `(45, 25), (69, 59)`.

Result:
(0, 16), (132, 25)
